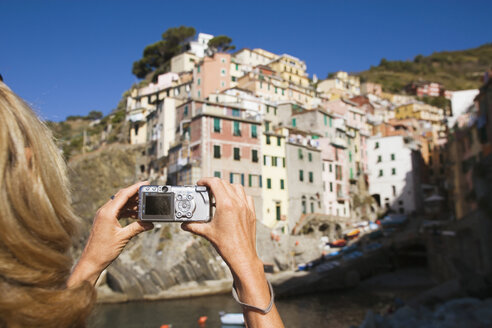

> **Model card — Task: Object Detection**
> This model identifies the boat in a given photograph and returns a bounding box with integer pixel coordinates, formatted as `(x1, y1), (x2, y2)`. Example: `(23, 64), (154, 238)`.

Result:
(219, 311), (245, 326)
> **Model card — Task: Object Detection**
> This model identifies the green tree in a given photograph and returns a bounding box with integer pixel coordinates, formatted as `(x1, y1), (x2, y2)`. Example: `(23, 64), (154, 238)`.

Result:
(87, 110), (103, 120)
(208, 35), (235, 53)
(132, 26), (196, 79)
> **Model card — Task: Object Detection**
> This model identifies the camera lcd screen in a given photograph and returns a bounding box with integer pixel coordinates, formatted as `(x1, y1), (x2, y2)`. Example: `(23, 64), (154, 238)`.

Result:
(145, 194), (173, 215)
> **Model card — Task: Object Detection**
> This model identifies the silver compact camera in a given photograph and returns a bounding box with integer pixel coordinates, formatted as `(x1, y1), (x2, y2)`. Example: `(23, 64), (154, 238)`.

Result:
(138, 185), (212, 222)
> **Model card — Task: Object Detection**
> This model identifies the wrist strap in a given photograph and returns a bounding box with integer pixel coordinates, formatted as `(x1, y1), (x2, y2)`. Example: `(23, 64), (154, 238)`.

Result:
(231, 280), (275, 314)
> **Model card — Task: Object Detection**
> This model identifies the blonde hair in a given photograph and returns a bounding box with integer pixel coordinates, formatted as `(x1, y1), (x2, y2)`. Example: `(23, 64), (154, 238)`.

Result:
(0, 82), (95, 327)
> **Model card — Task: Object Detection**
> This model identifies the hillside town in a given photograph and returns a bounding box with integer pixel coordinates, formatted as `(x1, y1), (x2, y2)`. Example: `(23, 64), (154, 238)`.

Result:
(122, 33), (490, 238)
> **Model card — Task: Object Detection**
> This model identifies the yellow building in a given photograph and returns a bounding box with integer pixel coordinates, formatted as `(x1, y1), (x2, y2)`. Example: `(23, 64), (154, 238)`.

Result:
(261, 127), (289, 232)
(395, 102), (444, 124)
(268, 54), (310, 88)
(318, 71), (360, 96)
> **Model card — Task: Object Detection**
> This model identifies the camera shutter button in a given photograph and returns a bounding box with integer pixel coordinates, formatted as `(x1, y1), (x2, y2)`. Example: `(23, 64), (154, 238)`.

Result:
(186, 212), (192, 218)
(177, 194), (183, 200)
(187, 194), (193, 200)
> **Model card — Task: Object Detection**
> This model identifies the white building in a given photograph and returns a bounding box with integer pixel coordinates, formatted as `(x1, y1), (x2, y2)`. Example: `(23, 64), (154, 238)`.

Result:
(183, 33), (214, 58)
(367, 135), (422, 215)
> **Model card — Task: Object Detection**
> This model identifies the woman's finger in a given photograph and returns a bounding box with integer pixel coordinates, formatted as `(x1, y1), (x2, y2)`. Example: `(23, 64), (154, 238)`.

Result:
(108, 181), (149, 215)
(197, 178), (228, 207)
(121, 221), (154, 240)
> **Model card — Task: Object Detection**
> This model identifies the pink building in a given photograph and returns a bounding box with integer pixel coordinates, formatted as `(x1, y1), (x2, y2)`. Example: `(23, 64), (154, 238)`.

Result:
(193, 53), (231, 100)
(168, 99), (263, 217)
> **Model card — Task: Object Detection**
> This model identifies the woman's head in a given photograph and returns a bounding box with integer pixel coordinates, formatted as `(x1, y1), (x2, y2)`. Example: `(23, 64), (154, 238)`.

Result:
(0, 82), (95, 327)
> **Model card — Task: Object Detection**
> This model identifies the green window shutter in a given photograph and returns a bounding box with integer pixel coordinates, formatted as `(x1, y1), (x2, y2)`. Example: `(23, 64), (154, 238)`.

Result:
(299, 170), (304, 181)
(197, 65), (200, 73)
(280, 179), (285, 189)
(277, 137), (281, 146)
(213, 145), (221, 158)
(329, 117), (332, 127)
(308, 153), (312, 162)
(350, 168), (353, 179)
(251, 125), (257, 138)
(283, 158), (286, 167)
(282, 89), (284, 95)
(263, 155), (267, 165)
(349, 151), (352, 162)
(275, 87), (277, 94)
(248, 174), (252, 187)
(184, 105), (189, 115)
(276, 204), (281, 221)
(233, 121), (241, 136)
(309, 171), (313, 183)
(252, 149), (258, 162)
(266, 135), (271, 144)
(292, 118), (296, 127)
(235, 64), (239, 71)
(230, 173), (233, 183)
(259, 175), (262, 188)
(214, 118), (220, 133)
(214, 171), (221, 178)
(267, 178), (272, 189)
(241, 174), (245, 186)
(324, 115), (327, 126)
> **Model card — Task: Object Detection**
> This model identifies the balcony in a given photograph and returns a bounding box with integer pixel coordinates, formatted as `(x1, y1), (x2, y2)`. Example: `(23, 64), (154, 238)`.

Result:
(168, 157), (190, 174)
(331, 137), (347, 149)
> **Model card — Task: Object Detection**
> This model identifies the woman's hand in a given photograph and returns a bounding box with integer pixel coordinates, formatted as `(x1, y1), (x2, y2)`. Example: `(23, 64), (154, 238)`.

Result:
(68, 181), (154, 287)
(181, 177), (260, 274)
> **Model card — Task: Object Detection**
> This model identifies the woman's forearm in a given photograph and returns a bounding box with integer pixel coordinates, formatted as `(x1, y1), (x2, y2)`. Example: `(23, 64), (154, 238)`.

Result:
(231, 259), (284, 328)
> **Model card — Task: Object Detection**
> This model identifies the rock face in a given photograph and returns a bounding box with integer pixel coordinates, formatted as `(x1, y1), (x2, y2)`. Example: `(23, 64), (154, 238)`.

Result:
(68, 144), (320, 301)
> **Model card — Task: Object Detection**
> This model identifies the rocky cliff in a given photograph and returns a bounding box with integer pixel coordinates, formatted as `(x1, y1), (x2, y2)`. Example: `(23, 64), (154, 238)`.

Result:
(68, 144), (320, 301)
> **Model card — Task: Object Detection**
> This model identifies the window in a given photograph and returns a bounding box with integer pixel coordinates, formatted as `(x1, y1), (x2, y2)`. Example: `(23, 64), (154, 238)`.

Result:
(375, 142), (379, 149)
(391, 153), (395, 161)
(197, 65), (200, 73)
(299, 170), (304, 181)
(280, 179), (285, 190)
(329, 164), (333, 172)
(184, 105), (189, 116)
(329, 117), (332, 127)
(378, 169), (383, 177)
(263, 155), (267, 165)
(251, 125), (258, 138)
(235, 64), (239, 71)
(260, 81), (263, 89)
(233, 147), (240, 160)
(392, 185), (396, 196)
(329, 182), (333, 192)
(221, 68), (226, 76)
(392, 168), (396, 175)
(292, 118), (296, 127)
(308, 152), (312, 162)
(266, 135), (271, 144)
(310, 202), (314, 213)
(198, 90), (201, 98)
(298, 149), (303, 160)
(221, 58), (226, 63)
(197, 78), (201, 86)
(302, 199), (306, 214)
(233, 121), (241, 136)
(283, 158), (286, 167)
(213, 145), (221, 158)
(252, 149), (258, 163)
(277, 137), (281, 146)
(214, 171), (221, 178)
(272, 156), (278, 166)
(282, 89), (284, 95)
(335, 165), (342, 180)
(232, 108), (240, 117)
(221, 81), (225, 87)
(309, 171), (313, 183)
(276, 203), (281, 221)
(349, 152), (352, 163)
(265, 121), (270, 132)
(324, 115), (328, 126)
(267, 178), (272, 189)
(214, 118), (221, 133)
(377, 155), (382, 163)
(231, 76), (236, 82)
(275, 87), (278, 94)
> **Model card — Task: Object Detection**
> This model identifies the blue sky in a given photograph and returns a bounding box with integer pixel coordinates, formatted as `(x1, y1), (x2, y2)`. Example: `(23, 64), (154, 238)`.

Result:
(1, 0), (491, 121)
